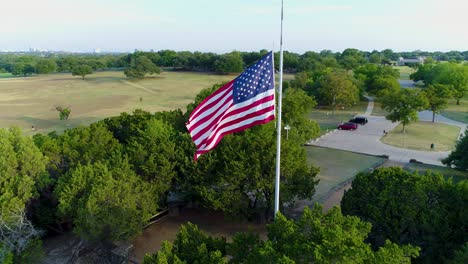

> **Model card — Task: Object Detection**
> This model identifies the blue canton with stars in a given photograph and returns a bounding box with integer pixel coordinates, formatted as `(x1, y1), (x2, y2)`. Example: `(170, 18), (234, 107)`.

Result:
(233, 52), (274, 104)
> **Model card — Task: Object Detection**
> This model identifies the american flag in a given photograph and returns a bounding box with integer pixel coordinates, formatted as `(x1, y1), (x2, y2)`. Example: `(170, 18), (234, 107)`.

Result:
(186, 51), (276, 161)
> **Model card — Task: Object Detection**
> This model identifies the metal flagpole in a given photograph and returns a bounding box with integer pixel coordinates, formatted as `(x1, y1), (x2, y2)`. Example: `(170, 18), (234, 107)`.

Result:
(274, 0), (284, 218)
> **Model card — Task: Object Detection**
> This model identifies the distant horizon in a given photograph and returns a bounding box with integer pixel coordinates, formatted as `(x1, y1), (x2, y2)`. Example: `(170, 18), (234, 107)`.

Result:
(1, 48), (467, 55)
(2, 0), (467, 53)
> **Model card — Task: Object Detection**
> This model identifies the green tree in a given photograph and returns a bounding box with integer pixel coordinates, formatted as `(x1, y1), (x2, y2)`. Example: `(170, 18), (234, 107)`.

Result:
(369, 52), (382, 64)
(23, 63), (35, 76)
(423, 84), (452, 122)
(0, 127), (49, 216)
(143, 223), (227, 264)
(54, 123), (123, 172)
(55, 161), (158, 241)
(124, 55), (161, 79)
(282, 88), (320, 141)
(0, 128), (48, 263)
(11, 63), (25, 76)
(214, 52), (244, 74)
(145, 206), (420, 264)
(380, 87), (428, 133)
(55, 105), (71, 120)
(339, 48), (367, 70)
(125, 118), (177, 202)
(35, 59), (57, 74)
(410, 63), (436, 84)
(341, 167), (467, 263)
(71, 64), (93, 80)
(447, 243), (468, 264)
(354, 64), (399, 95)
(179, 85), (319, 221)
(315, 69), (359, 113)
(442, 128), (468, 170)
(434, 64), (468, 105)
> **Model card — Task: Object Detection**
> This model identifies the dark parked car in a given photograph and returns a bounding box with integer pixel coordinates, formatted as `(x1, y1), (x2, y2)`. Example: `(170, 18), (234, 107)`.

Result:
(349, 116), (368, 125)
(338, 122), (358, 130)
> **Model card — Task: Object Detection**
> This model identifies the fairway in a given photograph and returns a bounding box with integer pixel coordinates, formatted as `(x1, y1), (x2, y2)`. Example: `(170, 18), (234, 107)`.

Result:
(305, 146), (386, 202)
(441, 95), (468, 124)
(0, 71), (237, 134)
(381, 121), (460, 151)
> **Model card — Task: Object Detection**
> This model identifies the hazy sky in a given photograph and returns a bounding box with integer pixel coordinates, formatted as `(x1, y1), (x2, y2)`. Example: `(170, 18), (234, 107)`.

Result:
(1, 0), (467, 53)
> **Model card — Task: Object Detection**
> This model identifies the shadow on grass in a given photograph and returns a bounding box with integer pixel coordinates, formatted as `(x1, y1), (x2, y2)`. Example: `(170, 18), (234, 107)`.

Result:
(18, 116), (102, 134)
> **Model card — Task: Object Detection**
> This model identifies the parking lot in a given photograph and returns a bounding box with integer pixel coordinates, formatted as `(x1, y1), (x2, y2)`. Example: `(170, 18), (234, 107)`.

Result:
(310, 115), (452, 166)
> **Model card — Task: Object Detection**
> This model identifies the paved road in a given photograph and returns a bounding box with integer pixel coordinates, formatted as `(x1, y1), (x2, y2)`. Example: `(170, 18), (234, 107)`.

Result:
(363, 96), (374, 116)
(398, 79), (415, 88)
(311, 116), (450, 165)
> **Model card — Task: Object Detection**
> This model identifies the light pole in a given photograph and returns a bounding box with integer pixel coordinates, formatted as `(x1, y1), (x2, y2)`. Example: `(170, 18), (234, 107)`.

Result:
(284, 125), (291, 140)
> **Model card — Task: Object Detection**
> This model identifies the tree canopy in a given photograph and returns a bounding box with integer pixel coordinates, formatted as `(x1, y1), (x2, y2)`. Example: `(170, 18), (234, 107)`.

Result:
(411, 63), (468, 105)
(0, 128), (48, 263)
(380, 87), (428, 133)
(422, 84), (452, 122)
(341, 167), (468, 263)
(124, 55), (161, 79)
(443, 128), (468, 170)
(314, 69), (360, 110)
(71, 64), (93, 80)
(144, 205), (420, 264)
(55, 161), (158, 241)
(214, 52), (244, 74)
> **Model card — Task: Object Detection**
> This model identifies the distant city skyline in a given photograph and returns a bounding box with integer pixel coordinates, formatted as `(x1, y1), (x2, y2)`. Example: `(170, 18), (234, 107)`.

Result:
(1, 0), (467, 53)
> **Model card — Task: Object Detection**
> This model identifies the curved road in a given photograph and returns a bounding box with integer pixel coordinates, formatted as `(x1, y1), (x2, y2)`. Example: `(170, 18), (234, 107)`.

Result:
(310, 97), (466, 166)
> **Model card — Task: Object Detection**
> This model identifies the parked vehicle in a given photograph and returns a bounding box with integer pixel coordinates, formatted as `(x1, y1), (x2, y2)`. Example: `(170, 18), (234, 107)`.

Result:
(338, 122), (358, 130)
(348, 116), (368, 125)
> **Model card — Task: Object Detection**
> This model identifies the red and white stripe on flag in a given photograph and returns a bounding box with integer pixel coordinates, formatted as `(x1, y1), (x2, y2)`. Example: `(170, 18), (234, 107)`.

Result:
(186, 52), (276, 161)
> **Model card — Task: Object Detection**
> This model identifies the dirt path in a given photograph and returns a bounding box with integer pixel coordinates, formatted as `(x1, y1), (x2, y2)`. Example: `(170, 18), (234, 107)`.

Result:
(121, 80), (159, 95)
(363, 96), (374, 116)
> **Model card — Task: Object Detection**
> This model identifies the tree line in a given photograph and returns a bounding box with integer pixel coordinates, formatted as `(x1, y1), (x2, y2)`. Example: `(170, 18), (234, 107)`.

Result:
(1, 48), (467, 77)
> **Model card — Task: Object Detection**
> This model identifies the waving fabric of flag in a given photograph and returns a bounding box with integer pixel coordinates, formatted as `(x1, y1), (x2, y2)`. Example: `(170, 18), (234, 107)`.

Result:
(186, 51), (276, 161)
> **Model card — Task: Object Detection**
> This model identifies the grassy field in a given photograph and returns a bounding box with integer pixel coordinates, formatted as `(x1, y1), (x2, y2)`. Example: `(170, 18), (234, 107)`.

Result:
(393, 66), (415, 80)
(405, 163), (468, 183)
(381, 121), (460, 151)
(0, 73), (13, 78)
(0, 71), (296, 134)
(441, 95), (468, 124)
(305, 146), (386, 202)
(309, 101), (369, 133)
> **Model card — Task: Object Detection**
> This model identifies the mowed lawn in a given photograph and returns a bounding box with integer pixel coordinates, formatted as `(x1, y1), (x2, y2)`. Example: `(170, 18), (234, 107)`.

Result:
(305, 146), (386, 202)
(381, 121), (460, 151)
(441, 95), (468, 124)
(393, 66), (415, 80)
(309, 101), (369, 133)
(405, 163), (468, 184)
(0, 73), (13, 78)
(0, 71), (261, 134)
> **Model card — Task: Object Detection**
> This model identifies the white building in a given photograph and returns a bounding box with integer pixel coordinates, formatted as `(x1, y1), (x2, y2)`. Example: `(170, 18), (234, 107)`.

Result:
(397, 56), (425, 66)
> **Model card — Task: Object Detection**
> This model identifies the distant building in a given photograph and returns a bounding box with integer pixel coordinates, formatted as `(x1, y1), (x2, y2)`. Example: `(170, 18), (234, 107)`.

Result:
(397, 56), (425, 66)
(93, 48), (101, 54)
